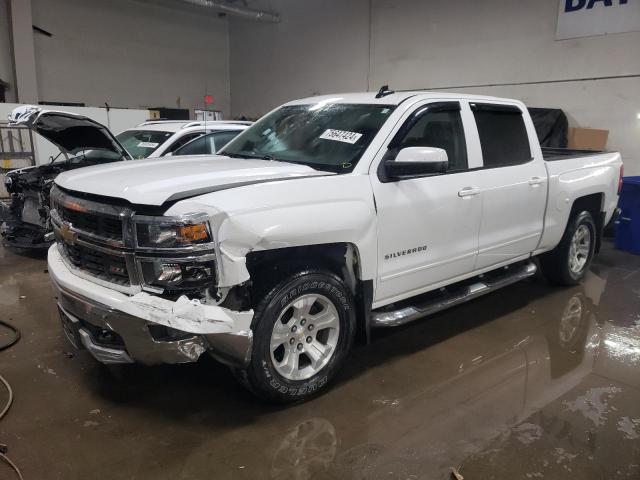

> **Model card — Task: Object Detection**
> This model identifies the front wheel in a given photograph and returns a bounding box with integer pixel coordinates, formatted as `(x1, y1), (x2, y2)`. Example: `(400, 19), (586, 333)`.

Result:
(540, 211), (596, 285)
(234, 269), (356, 403)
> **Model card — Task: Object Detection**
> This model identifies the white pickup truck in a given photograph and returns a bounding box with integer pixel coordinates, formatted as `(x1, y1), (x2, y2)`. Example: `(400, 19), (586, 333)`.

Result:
(47, 89), (623, 402)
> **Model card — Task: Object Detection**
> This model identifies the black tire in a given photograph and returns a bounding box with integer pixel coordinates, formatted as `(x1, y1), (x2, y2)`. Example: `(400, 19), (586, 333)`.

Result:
(234, 269), (356, 403)
(540, 211), (596, 286)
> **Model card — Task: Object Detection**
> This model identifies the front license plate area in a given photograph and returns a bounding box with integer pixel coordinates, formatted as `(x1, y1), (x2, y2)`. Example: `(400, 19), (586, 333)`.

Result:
(58, 307), (83, 350)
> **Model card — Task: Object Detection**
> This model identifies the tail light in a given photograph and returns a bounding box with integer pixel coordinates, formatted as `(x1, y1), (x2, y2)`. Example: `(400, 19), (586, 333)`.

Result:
(618, 164), (624, 195)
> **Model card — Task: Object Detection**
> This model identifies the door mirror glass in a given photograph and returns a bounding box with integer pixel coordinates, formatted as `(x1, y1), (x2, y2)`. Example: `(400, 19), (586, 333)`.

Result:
(384, 147), (449, 180)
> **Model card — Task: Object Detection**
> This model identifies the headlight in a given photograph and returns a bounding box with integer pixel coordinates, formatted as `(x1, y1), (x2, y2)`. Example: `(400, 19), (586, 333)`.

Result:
(139, 258), (217, 292)
(134, 214), (217, 293)
(135, 215), (212, 248)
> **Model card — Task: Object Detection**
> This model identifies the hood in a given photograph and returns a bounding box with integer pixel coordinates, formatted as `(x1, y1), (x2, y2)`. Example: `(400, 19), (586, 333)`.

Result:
(8, 105), (131, 159)
(54, 156), (332, 206)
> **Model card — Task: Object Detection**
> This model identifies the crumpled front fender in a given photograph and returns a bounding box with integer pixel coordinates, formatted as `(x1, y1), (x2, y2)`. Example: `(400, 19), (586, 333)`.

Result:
(164, 175), (379, 289)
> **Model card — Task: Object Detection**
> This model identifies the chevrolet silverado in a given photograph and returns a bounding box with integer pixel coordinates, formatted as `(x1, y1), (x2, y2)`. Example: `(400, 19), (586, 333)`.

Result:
(46, 89), (623, 402)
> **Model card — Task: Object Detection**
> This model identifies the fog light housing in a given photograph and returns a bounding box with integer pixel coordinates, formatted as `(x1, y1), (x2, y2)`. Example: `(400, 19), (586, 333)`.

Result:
(157, 263), (182, 283)
(148, 324), (194, 342)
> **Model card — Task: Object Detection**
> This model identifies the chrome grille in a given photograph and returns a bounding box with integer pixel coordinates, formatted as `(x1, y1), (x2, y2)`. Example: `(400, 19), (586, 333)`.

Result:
(51, 186), (128, 247)
(59, 205), (123, 242)
(62, 242), (130, 286)
(50, 185), (136, 291)
(49, 185), (218, 295)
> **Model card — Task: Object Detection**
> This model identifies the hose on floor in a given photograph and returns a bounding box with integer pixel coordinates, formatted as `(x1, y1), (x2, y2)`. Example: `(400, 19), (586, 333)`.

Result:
(0, 319), (23, 480)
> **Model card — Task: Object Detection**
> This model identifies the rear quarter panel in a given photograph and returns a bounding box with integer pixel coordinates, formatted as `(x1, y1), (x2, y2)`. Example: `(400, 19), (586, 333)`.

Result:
(536, 152), (622, 253)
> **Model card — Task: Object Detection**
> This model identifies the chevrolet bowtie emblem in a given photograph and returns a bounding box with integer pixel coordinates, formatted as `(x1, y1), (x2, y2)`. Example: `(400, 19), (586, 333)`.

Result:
(59, 223), (78, 245)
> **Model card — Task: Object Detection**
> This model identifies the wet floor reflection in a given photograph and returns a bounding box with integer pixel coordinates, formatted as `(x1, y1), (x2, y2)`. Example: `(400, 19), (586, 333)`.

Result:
(0, 243), (638, 479)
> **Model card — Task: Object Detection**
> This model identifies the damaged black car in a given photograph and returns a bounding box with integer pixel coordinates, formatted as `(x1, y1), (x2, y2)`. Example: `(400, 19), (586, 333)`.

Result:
(1, 106), (131, 249)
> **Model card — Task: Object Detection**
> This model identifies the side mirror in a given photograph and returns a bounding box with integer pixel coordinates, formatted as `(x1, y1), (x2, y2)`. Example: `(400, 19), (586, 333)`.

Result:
(384, 147), (448, 181)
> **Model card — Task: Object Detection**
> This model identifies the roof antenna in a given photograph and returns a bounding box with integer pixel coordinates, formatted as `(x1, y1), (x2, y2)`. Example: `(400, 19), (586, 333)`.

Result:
(104, 102), (111, 128)
(375, 85), (394, 99)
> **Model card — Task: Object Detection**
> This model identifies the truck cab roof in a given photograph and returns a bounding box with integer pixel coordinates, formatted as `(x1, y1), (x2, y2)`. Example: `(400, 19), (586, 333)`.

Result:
(286, 91), (521, 107)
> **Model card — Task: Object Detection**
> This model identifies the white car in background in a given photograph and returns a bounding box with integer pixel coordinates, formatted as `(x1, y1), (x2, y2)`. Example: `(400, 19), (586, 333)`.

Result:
(115, 120), (252, 159)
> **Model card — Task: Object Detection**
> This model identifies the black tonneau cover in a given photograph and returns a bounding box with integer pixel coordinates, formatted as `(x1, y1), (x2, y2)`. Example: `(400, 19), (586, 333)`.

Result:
(542, 147), (606, 162)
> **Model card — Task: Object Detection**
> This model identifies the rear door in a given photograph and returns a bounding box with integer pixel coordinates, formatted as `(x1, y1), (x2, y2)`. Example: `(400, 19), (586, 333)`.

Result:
(468, 103), (547, 270)
(371, 100), (483, 305)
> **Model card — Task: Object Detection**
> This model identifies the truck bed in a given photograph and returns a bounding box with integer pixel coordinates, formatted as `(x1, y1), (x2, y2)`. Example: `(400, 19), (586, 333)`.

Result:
(542, 147), (606, 162)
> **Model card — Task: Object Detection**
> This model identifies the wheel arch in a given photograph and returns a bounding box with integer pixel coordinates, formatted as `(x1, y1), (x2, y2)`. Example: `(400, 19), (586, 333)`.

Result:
(569, 192), (605, 253)
(246, 242), (374, 343)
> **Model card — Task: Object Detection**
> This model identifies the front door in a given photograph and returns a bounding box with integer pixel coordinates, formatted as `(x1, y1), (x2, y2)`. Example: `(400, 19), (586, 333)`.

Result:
(371, 101), (482, 306)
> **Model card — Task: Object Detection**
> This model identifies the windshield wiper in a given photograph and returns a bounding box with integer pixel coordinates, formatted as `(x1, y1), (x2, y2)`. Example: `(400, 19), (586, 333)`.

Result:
(222, 151), (336, 173)
(224, 152), (280, 162)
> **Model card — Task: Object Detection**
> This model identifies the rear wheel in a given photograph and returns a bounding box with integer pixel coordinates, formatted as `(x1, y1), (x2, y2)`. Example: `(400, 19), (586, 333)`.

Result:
(540, 211), (596, 285)
(234, 269), (355, 403)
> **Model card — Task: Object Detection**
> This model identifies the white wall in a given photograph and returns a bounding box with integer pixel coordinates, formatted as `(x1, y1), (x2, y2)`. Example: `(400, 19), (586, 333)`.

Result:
(229, 0), (371, 118)
(0, 0), (16, 102)
(229, 0), (640, 174)
(29, 0), (230, 116)
(369, 0), (640, 89)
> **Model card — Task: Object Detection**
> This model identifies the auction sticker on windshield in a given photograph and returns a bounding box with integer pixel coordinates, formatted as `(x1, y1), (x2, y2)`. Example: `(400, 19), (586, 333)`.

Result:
(137, 142), (159, 148)
(319, 129), (363, 144)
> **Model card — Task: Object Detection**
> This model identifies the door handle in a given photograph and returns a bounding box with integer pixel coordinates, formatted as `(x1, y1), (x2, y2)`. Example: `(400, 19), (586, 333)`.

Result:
(528, 176), (545, 186)
(458, 186), (480, 197)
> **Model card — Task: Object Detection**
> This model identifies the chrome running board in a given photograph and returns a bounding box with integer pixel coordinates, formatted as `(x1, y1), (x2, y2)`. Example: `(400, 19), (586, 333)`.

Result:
(371, 262), (537, 328)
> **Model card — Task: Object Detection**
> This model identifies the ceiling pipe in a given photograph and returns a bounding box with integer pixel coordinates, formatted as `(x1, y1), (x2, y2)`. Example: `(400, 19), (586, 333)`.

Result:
(179, 0), (280, 22)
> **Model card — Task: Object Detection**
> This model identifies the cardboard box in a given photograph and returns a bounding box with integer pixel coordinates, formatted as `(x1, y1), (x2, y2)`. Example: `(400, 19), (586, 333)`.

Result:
(568, 127), (609, 151)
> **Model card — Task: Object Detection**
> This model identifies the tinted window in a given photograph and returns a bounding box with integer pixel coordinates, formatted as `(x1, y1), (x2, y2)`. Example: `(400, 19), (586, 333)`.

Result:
(174, 135), (211, 156)
(165, 132), (204, 154)
(473, 107), (531, 167)
(212, 131), (241, 152)
(396, 108), (468, 172)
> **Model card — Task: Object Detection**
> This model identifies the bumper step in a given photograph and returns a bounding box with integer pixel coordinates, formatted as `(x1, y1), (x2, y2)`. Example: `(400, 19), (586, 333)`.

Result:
(371, 262), (537, 328)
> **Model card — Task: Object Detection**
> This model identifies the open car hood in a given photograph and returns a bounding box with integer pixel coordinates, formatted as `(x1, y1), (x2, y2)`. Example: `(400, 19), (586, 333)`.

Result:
(8, 105), (131, 159)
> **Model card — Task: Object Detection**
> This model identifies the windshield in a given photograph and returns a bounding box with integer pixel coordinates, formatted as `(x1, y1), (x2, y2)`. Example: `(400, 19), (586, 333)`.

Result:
(116, 130), (173, 159)
(220, 103), (395, 173)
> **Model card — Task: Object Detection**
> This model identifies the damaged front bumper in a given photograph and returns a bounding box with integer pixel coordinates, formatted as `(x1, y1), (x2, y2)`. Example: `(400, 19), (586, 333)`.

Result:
(48, 245), (254, 368)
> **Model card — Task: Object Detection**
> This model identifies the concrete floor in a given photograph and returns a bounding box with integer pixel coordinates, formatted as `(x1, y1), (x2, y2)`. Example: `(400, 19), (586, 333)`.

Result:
(0, 242), (639, 480)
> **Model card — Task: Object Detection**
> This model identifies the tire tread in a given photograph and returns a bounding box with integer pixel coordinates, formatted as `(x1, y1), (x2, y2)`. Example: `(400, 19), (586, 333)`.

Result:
(234, 268), (355, 403)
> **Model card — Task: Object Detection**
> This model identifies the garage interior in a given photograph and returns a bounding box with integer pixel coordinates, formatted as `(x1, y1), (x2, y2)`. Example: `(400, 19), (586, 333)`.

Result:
(1, 0), (640, 479)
